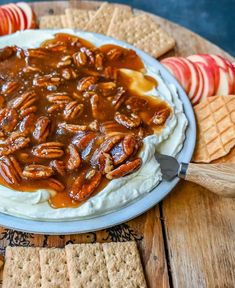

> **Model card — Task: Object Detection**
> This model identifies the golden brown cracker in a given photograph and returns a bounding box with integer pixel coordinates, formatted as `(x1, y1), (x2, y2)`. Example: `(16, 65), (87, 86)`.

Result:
(103, 241), (147, 288)
(193, 95), (235, 163)
(39, 248), (70, 288)
(2, 246), (41, 288)
(65, 243), (109, 288)
(84, 2), (115, 34)
(39, 15), (65, 29)
(65, 8), (90, 29)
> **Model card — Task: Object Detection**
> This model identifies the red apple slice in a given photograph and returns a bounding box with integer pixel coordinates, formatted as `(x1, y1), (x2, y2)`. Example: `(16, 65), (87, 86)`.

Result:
(191, 62), (204, 105)
(196, 62), (215, 99)
(0, 8), (9, 35)
(1, 7), (13, 34)
(162, 57), (190, 94)
(187, 54), (220, 96)
(161, 59), (183, 86)
(5, 4), (21, 31)
(220, 56), (235, 94)
(179, 58), (200, 101)
(16, 2), (33, 29)
(210, 55), (233, 94)
(9, 3), (26, 30)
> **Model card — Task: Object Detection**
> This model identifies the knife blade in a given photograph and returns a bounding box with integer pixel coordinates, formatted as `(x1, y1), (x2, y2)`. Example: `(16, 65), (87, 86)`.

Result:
(155, 152), (188, 181)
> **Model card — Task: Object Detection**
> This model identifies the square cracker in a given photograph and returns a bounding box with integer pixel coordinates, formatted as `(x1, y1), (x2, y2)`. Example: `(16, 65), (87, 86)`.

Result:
(84, 2), (115, 34)
(65, 243), (109, 288)
(2, 246), (41, 288)
(102, 241), (147, 288)
(65, 8), (90, 29)
(134, 29), (175, 58)
(40, 15), (66, 29)
(39, 248), (70, 288)
(107, 6), (133, 36)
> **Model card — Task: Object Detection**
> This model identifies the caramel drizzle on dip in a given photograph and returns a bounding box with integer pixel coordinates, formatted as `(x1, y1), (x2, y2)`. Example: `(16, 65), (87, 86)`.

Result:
(0, 33), (171, 208)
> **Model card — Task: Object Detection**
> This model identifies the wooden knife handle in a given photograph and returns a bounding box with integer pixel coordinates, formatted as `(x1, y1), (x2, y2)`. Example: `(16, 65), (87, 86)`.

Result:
(179, 163), (235, 197)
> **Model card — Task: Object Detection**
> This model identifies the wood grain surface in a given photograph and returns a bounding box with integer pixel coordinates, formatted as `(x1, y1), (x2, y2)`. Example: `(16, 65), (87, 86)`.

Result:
(0, 1), (235, 288)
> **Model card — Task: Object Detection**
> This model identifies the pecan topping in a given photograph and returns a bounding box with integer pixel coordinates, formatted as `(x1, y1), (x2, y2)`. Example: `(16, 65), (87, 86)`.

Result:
(98, 153), (114, 174)
(0, 132), (30, 156)
(1, 81), (19, 95)
(66, 144), (81, 170)
(0, 156), (22, 185)
(94, 53), (104, 70)
(47, 178), (65, 192)
(11, 92), (37, 115)
(70, 170), (102, 202)
(57, 55), (72, 68)
(73, 132), (98, 151)
(114, 112), (141, 129)
(73, 51), (87, 67)
(90, 94), (100, 119)
(57, 122), (88, 134)
(77, 76), (97, 92)
(107, 48), (123, 60)
(63, 101), (84, 121)
(33, 116), (50, 143)
(0, 108), (18, 133)
(26, 48), (49, 58)
(152, 108), (171, 125)
(23, 165), (54, 179)
(46, 92), (71, 104)
(106, 158), (142, 179)
(112, 87), (126, 109)
(19, 114), (37, 134)
(61, 67), (78, 80)
(50, 160), (65, 176)
(32, 142), (64, 159)
(33, 74), (61, 90)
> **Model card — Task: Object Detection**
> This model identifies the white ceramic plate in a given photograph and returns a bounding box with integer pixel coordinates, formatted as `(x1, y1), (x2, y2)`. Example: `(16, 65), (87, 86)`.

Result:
(0, 30), (196, 234)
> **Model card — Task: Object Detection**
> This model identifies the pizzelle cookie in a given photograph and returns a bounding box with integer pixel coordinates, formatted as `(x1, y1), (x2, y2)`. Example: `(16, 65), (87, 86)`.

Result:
(193, 95), (235, 163)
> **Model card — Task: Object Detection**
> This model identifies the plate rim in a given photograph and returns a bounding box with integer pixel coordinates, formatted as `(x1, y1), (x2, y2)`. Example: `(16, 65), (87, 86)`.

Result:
(0, 29), (196, 234)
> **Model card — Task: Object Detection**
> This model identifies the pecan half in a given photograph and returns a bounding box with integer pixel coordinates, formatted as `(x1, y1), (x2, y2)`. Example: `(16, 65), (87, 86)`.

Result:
(11, 91), (37, 117)
(107, 48), (123, 61)
(19, 114), (37, 134)
(61, 67), (78, 80)
(112, 87), (126, 109)
(69, 170), (102, 202)
(0, 155), (22, 185)
(73, 51), (87, 67)
(33, 74), (61, 90)
(90, 94), (99, 119)
(114, 112), (141, 129)
(57, 55), (72, 68)
(0, 47), (16, 61)
(0, 108), (18, 133)
(151, 108), (170, 125)
(23, 165), (54, 179)
(1, 81), (19, 95)
(63, 101), (84, 121)
(50, 160), (65, 176)
(57, 122), (88, 134)
(66, 144), (81, 170)
(106, 158), (142, 179)
(32, 142), (64, 159)
(98, 153), (114, 174)
(33, 116), (50, 143)
(72, 132), (97, 151)
(26, 48), (49, 58)
(77, 76), (97, 92)
(94, 53), (104, 70)
(0, 132), (30, 156)
(46, 92), (71, 104)
(47, 104), (64, 114)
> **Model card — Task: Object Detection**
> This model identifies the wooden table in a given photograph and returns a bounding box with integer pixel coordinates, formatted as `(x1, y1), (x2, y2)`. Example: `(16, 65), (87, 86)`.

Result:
(0, 1), (235, 287)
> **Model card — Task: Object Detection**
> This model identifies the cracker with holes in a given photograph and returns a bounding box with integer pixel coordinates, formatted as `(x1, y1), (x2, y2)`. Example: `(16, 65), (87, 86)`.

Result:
(2, 246), (41, 288)
(103, 241), (147, 288)
(39, 248), (70, 287)
(65, 243), (110, 288)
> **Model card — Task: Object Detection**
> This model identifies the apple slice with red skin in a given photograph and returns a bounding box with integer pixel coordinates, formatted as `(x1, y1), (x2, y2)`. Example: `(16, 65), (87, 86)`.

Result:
(190, 61), (204, 105)
(5, 4), (21, 32)
(187, 54), (220, 96)
(0, 8), (9, 35)
(16, 2), (35, 29)
(9, 3), (27, 30)
(216, 55), (235, 94)
(161, 60), (183, 86)
(1, 7), (14, 34)
(187, 54), (215, 97)
(210, 55), (233, 94)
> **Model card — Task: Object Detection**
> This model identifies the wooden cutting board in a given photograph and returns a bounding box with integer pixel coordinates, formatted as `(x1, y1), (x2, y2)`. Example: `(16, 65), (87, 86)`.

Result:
(0, 1), (234, 287)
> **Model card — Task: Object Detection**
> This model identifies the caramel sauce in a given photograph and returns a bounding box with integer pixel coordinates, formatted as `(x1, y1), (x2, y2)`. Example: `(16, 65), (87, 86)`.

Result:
(0, 33), (171, 208)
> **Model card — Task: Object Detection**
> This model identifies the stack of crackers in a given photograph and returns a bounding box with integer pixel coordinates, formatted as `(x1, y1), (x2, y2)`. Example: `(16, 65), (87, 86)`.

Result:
(193, 95), (235, 163)
(39, 2), (175, 58)
(1, 242), (147, 288)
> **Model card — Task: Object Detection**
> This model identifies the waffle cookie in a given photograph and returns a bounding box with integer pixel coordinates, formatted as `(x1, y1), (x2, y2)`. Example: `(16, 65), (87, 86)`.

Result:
(193, 95), (235, 163)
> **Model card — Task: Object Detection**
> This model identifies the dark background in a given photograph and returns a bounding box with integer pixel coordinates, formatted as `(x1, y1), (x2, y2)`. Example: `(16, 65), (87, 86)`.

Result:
(0, 0), (234, 56)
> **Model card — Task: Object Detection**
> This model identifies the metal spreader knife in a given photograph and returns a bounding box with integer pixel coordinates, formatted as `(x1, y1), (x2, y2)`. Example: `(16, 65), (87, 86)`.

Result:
(155, 153), (235, 197)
